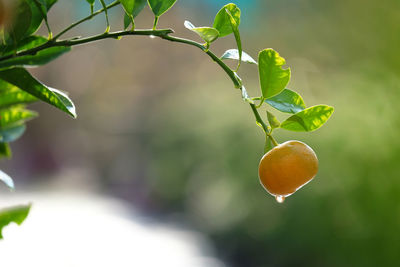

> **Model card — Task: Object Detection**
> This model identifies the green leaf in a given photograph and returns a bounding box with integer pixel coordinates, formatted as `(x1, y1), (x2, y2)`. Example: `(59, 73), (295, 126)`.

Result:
(0, 68), (77, 118)
(25, 0), (46, 37)
(86, 0), (95, 4)
(6, 0), (32, 43)
(148, 0), (177, 17)
(121, 0), (146, 17)
(0, 143), (12, 159)
(258, 48), (291, 99)
(0, 80), (38, 108)
(266, 111), (280, 129)
(0, 169), (14, 189)
(0, 204), (31, 239)
(280, 105), (334, 132)
(0, 107), (38, 129)
(124, 12), (131, 30)
(45, 0), (58, 9)
(265, 89), (306, 114)
(225, 7), (242, 67)
(221, 49), (257, 64)
(184, 21), (219, 44)
(0, 45), (71, 70)
(0, 124), (26, 143)
(213, 3), (240, 37)
(241, 86), (254, 104)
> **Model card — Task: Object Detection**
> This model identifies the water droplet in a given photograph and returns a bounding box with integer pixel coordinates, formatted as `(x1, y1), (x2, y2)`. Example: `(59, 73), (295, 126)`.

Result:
(149, 35), (156, 39)
(275, 195), (285, 203)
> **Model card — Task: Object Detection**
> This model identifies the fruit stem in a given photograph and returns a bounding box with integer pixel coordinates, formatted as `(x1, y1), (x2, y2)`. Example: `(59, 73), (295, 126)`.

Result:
(268, 134), (279, 146)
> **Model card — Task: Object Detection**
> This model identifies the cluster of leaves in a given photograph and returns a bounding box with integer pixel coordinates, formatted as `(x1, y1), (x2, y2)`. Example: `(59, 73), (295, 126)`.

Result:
(180, 3), (333, 151)
(0, 0), (76, 237)
(0, 0), (334, 237)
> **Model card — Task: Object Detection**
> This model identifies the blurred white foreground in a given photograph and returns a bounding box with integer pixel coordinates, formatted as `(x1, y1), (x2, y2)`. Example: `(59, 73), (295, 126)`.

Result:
(0, 192), (225, 267)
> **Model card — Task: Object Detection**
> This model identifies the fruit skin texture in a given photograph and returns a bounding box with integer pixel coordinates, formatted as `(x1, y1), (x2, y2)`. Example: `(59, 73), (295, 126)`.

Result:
(258, 140), (318, 197)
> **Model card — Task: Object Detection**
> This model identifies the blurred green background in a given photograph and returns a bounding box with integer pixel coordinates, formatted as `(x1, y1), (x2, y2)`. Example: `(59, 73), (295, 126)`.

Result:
(2, 0), (400, 266)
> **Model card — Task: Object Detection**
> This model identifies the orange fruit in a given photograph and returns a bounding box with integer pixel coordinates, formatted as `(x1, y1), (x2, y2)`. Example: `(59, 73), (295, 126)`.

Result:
(258, 140), (318, 200)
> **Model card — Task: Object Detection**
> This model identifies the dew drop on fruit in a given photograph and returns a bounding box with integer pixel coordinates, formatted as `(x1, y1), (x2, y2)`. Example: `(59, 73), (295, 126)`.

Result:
(149, 35), (156, 39)
(275, 195), (285, 203)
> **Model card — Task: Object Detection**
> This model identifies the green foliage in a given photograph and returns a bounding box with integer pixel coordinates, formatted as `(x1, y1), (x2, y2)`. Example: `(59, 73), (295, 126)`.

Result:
(0, 37), (70, 70)
(265, 89), (306, 113)
(0, 204), (31, 239)
(221, 49), (257, 64)
(0, 124), (26, 143)
(0, 169), (14, 189)
(258, 48), (291, 99)
(0, 106), (38, 128)
(280, 105), (334, 132)
(148, 0), (177, 17)
(0, 0), (334, 239)
(120, 0), (147, 17)
(0, 68), (76, 118)
(0, 143), (12, 159)
(266, 111), (280, 130)
(184, 21), (219, 44)
(213, 3), (240, 38)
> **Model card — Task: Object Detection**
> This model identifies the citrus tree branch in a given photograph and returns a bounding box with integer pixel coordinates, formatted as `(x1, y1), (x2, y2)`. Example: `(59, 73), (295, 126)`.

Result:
(53, 0), (120, 40)
(0, 27), (270, 137)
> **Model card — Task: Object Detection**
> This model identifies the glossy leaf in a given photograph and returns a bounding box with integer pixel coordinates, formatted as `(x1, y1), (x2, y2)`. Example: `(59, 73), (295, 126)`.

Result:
(241, 86), (254, 104)
(280, 105), (334, 132)
(0, 143), (12, 159)
(0, 124), (26, 143)
(0, 204), (31, 239)
(265, 89), (306, 114)
(124, 12), (131, 30)
(213, 3), (240, 37)
(258, 48), (291, 99)
(120, 0), (146, 17)
(184, 21), (219, 44)
(0, 107), (38, 129)
(0, 68), (77, 118)
(0, 45), (71, 70)
(225, 8), (242, 66)
(148, 0), (177, 17)
(0, 80), (38, 108)
(6, 0), (32, 42)
(221, 49), (257, 64)
(266, 111), (280, 129)
(0, 169), (14, 189)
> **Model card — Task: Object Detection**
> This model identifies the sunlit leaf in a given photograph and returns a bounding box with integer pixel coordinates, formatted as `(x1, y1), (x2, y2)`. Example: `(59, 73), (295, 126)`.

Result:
(0, 80), (38, 108)
(221, 49), (257, 64)
(213, 3), (240, 37)
(148, 0), (177, 17)
(225, 7), (242, 67)
(0, 107), (38, 129)
(265, 89), (306, 114)
(280, 105), (334, 132)
(0, 143), (12, 159)
(120, 0), (146, 17)
(0, 204), (31, 239)
(258, 48), (291, 99)
(0, 124), (26, 143)
(0, 68), (77, 118)
(184, 21), (219, 44)
(266, 111), (280, 129)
